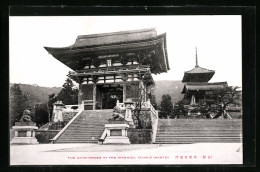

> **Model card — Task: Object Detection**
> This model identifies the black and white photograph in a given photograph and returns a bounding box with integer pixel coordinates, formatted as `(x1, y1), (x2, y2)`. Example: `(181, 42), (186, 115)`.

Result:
(9, 14), (243, 165)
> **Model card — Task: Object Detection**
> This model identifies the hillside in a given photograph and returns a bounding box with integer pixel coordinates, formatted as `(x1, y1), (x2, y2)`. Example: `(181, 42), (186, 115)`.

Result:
(10, 80), (183, 106)
(10, 83), (61, 105)
(152, 80), (184, 105)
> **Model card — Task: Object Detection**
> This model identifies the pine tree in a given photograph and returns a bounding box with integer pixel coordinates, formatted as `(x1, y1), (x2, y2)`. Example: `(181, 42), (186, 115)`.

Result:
(56, 78), (78, 105)
(160, 94), (173, 118)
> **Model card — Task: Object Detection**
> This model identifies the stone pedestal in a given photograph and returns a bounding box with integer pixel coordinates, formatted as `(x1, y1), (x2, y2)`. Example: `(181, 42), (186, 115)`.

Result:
(103, 124), (130, 144)
(11, 122), (39, 144)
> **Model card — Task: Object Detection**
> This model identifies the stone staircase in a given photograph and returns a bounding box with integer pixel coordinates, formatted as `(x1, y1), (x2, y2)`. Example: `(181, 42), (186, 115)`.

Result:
(54, 110), (113, 143)
(155, 119), (242, 144)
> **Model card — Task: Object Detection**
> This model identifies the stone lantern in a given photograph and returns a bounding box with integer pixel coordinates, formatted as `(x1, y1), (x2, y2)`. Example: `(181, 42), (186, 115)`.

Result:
(124, 98), (134, 126)
(53, 101), (65, 122)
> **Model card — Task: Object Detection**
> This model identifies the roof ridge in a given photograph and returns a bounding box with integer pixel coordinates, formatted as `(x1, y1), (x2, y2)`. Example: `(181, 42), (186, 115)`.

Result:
(77, 28), (157, 40)
(185, 66), (215, 73)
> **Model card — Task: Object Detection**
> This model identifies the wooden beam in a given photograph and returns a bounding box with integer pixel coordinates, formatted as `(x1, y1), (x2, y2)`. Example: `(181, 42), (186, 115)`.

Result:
(74, 69), (150, 76)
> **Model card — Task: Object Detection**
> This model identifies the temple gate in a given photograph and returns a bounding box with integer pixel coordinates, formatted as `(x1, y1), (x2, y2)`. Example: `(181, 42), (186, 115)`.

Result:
(45, 28), (170, 110)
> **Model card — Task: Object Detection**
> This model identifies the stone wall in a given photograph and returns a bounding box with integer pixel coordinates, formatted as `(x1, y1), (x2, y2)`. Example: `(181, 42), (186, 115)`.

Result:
(128, 128), (152, 144)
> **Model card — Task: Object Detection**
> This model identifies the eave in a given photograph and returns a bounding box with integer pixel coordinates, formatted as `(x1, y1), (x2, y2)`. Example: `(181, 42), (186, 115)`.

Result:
(44, 30), (170, 75)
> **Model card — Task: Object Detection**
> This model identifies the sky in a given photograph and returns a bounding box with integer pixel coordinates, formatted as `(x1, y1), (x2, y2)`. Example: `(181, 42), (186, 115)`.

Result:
(9, 16), (242, 87)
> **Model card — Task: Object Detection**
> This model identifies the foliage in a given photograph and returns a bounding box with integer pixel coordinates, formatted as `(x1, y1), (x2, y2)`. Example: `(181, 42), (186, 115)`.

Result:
(44, 75), (78, 124)
(18, 83), (61, 106)
(34, 103), (50, 127)
(172, 100), (186, 118)
(10, 84), (28, 127)
(173, 86), (242, 119)
(56, 77), (78, 105)
(159, 94), (174, 118)
(128, 81), (146, 129)
(208, 86), (242, 118)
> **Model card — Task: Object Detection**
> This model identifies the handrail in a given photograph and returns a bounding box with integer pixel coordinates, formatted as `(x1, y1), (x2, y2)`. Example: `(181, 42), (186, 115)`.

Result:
(148, 103), (158, 119)
(39, 122), (51, 130)
(50, 109), (83, 143)
(98, 129), (108, 144)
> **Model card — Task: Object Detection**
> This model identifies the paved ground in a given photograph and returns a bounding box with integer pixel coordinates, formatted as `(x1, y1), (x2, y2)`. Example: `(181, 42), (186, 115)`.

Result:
(10, 143), (242, 165)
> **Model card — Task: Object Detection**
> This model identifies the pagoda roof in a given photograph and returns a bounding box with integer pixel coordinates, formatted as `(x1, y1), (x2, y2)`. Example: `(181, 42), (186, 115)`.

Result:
(182, 66), (215, 82)
(181, 81), (228, 93)
(44, 28), (170, 74)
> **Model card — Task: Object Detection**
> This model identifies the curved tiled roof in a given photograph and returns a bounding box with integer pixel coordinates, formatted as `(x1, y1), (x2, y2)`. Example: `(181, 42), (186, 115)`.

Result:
(71, 28), (157, 48)
(181, 82), (228, 93)
(185, 66), (215, 73)
(182, 66), (215, 82)
(44, 28), (170, 74)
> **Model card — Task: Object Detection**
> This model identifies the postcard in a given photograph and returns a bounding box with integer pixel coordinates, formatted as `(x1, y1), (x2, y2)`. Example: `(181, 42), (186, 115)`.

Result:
(9, 10), (245, 165)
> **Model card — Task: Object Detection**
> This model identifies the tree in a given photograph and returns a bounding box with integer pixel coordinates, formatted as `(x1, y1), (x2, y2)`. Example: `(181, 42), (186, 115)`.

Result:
(10, 84), (28, 127)
(34, 103), (49, 127)
(172, 100), (186, 119)
(128, 81), (145, 129)
(207, 86), (242, 119)
(160, 94), (173, 119)
(129, 82), (144, 129)
(56, 77), (78, 105)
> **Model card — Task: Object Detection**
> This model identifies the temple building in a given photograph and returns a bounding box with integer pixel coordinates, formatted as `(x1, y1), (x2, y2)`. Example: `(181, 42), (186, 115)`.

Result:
(45, 28), (169, 110)
(42, 28), (170, 144)
(181, 47), (228, 105)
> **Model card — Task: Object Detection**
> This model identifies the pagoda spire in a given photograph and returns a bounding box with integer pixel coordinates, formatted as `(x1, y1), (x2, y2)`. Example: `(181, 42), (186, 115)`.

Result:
(195, 46), (199, 67)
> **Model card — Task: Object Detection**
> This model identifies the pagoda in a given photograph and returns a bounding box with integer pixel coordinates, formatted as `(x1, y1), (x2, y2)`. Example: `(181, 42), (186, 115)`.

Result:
(45, 28), (170, 110)
(181, 47), (228, 105)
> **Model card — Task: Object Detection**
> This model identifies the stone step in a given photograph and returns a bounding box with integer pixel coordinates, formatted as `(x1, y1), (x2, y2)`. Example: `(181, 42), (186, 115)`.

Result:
(157, 132), (241, 134)
(158, 126), (242, 128)
(156, 136), (242, 138)
(155, 137), (242, 140)
(157, 130), (241, 132)
(58, 139), (98, 141)
(156, 119), (242, 144)
(158, 125), (242, 128)
(156, 138), (242, 140)
(155, 139), (242, 142)
(67, 125), (105, 127)
(55, 110), (113, 143)
(64, 130), (104, 133)
(66, 127), (105, 130)
(57, 138), (99, 140)
(57, 140), (98, 143)
(155, 138), (242, 141)
(154, 141), (242, 144)
(155, 140), (242, 143)
(58, 136), (99, 138)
